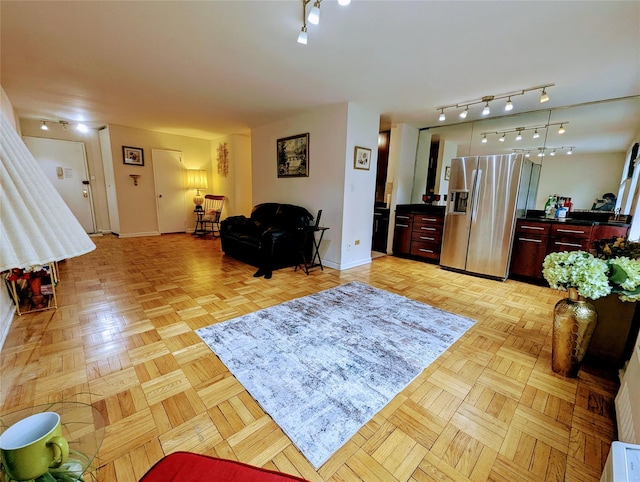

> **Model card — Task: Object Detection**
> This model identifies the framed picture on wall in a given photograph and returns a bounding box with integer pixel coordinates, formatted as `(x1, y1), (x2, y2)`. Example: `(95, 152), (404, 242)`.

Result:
(354, 146), (372, 170)
(123, 146), (144, 166)
(277, 133), (309, 178)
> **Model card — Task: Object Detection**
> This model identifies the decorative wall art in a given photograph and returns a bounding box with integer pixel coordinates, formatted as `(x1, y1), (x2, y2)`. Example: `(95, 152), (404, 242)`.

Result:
(277, 133), (309, 178)
(217, 141), (229, 178)
(354, 146), (372, 170)
(123, 146), (144, 166)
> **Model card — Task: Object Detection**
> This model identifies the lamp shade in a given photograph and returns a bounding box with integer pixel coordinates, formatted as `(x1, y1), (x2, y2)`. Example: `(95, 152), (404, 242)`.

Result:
(186, 169), (208, 190)
(1, 107), (95, 272)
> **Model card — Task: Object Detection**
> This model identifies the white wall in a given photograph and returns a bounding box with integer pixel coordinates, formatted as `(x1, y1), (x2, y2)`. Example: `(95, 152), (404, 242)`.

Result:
(411, 130), (431, 204)
(0, 87), (17, 351)
(251, 102), (379, 270)
(536, 152), (626, 211)
(211, 134), (252, 218)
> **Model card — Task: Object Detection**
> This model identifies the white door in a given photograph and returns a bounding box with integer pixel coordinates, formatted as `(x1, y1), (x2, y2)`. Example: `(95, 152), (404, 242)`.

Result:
(152, 149), (186, 233)
(23, 136), (96, 233)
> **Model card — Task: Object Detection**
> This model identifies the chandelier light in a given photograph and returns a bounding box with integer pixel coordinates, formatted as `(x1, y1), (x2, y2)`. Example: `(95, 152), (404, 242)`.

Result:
(297, 0), (349, 44)
(436, 84), (554, 120)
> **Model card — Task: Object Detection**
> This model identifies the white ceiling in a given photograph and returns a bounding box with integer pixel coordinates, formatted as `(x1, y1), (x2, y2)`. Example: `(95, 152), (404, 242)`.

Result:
(2, 1), (639, 151)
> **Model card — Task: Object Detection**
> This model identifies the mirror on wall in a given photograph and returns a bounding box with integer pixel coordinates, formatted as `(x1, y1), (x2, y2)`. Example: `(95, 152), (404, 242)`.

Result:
(416, 96), (640, 211)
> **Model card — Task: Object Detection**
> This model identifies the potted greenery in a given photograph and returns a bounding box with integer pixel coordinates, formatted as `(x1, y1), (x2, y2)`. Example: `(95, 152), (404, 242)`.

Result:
(542, 248), (640, 376)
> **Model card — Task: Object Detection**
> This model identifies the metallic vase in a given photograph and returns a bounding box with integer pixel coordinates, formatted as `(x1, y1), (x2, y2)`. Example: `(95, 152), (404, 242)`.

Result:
(552, 288), (598, 377)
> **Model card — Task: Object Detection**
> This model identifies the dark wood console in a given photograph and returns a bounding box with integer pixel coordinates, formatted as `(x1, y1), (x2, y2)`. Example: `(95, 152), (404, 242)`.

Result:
(393, 205), (445, 263)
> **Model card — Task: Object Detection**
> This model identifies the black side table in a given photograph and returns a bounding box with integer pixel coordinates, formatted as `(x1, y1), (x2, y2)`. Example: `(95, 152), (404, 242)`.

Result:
(296, 226), (329, 275)
(193, 209), (207, 236)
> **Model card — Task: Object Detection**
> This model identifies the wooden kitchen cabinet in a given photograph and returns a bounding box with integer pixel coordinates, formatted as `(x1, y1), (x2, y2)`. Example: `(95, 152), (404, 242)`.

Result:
(410, 213), (443, 261)
(509, 221), (550, 279)
(393, 213), (413, 255)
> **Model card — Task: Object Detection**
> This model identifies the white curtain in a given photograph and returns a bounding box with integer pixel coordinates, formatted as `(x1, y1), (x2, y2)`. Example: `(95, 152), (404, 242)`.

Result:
(0, 107), (95, 272)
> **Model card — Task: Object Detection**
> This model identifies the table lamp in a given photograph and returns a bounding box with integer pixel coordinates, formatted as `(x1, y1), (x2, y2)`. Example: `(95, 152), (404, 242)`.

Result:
(186, 169), (208, 210)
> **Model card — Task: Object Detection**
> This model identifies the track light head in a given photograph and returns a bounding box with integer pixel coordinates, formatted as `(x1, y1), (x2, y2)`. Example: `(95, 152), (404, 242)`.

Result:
(439, 109), (445, 122)
(297, 26), (308, 44)
(308, 1), (320, 24)
(533, 129), (540, 139)
(515, 130), (522, 141)
(499, 133), (505, 142)
(558, 124), (565, 134)
(505, 97), (513, 111)
(40, 121), (49, 131)
(459, 107), (468, 119)
(482, 102), (490, 116)
(567, 148), (573, 155)
(540, 88), (550, 103)
(481, 135), (487, 144)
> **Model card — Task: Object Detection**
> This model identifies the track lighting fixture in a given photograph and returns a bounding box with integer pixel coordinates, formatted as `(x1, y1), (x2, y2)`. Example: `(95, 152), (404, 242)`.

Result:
(505, 97), (513, 112)
(459, 107), (468, 119)
(308, 0), (321, 25)
(533, 146), (575, 157)
(540, 88), (550, 103)
(296, 0), (348, 44)
(499, 133), (505, 142)
(439, 109), (446, 122)
(40, 121), (48, 131)
(298, 25), (308, 44)
(567, 147), (573, 155)
(550, 150), (556, 156)
(481, 135), (487, 144)
(480, 122), (567, 143)
(59, 120), (69, 130)
(436, 84), (554, 121)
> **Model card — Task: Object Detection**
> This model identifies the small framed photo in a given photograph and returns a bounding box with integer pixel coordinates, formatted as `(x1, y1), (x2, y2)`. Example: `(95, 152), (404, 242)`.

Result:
(123, 146), (144, 166)
(277, 133), (309, 178)
(354, 146), (372, 170)
(445, 166), (451, 181)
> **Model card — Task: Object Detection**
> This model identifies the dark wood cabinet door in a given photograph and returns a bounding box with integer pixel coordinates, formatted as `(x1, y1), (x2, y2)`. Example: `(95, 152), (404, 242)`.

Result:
(393, 214), (412, 255)
(510, 234), (548, 279)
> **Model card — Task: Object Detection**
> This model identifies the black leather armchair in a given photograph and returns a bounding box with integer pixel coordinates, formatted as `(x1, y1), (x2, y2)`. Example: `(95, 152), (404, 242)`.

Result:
(220, 203), (314, 277)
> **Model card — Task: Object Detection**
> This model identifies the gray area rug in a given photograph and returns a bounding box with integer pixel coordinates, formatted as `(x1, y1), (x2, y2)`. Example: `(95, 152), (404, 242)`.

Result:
(196, 281), (475, 468)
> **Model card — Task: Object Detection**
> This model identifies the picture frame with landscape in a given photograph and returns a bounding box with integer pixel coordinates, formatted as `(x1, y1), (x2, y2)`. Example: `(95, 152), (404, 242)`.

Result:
(277, 133), (309, 178)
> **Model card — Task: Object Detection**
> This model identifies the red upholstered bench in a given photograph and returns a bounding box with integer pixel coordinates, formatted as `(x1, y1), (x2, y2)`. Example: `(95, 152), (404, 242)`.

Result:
(139, 452), (309, 482)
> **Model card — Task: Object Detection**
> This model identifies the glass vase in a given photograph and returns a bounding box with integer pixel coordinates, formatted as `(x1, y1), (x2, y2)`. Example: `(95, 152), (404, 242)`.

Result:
(552, 287), (598, 377)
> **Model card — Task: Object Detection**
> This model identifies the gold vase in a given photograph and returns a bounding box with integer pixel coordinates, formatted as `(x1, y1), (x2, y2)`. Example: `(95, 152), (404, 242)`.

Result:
(552, 287), (598, 377)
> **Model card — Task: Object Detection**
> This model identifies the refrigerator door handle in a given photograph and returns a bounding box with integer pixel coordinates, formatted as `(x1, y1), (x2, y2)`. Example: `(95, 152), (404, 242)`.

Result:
(471, 169), (482, 223)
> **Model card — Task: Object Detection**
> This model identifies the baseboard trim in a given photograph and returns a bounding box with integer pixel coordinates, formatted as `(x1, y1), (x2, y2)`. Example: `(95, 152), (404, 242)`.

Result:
(0, 302), (16, 353)
(323, 257), (372, 271)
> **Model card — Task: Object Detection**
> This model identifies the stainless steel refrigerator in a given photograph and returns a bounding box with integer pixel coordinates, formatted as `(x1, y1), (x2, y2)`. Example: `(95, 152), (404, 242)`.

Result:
(440, 153), (539, 280)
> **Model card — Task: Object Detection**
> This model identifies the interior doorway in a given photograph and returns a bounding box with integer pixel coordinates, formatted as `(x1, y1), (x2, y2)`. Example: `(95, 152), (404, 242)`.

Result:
(152, 149), (186, 233)
(23, 136), (96, 233)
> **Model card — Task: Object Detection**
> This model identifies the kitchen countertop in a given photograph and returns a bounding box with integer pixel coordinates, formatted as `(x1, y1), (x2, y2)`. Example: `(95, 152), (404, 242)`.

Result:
(520, 209), (631, 227)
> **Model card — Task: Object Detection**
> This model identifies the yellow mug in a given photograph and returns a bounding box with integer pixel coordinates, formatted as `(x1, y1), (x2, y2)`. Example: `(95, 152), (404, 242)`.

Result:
(0, 412), (69, 481)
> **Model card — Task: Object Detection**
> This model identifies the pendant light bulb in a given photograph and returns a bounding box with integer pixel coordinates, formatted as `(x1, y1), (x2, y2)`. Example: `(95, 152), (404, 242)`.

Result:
(481, 135), (487, 144)
(499, 133), (505, 142)
(533, 129), (540, 139)
(525, 151), (531, 158)
(459, 107), (468, 119)
(438, 109), (445, 122)
(482, 102), (490, 116)
(558, 124), (565, 134)
(540, 88), (550, 103)
(515, 131), (522, 141)
(308, 1), (320, 25)
(40, 121), (49, 131)
(567, 148), (573, 155)
(505, 97), (513, 111)
(297, 26), (308, 44)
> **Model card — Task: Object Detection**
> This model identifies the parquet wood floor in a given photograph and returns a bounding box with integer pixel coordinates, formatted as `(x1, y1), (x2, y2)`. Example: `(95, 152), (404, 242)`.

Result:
(0, 234), (619, 481)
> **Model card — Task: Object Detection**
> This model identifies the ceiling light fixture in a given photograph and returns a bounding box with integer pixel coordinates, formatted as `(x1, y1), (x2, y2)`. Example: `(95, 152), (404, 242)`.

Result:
(439, 109), (446, 122)
(308, 0), (321, 25)
(540, 88), (550, 103)
(550, 149), (556, 156)
(567, 147), (573, 155)
(480, 122), (567, 143)
(40, 121), (49, 131)
(481, 135), (487, 144)
(499, 133), (505, 142)
(459, 106), (468, 119)
(436, 84), (554, 121)
(505, 97), (513, 111)
(558, 124), (565, 134)
(297, 0), (347, 44)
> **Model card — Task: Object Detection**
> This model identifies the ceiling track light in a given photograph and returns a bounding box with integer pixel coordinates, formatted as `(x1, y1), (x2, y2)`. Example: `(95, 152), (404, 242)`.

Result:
(480, 122), (567, 142)
(308, 0), (321, 25)
(296, 0), (347, 44)
(558, 123), (565, 134)
(499, 133), (506, 142)
(439, 109), (446, 122)
(436, 83), (554, 121)
(40, 121), (49, 131)
(459, 106), (468, 119)
(481, 135), (487, 143)
(505, 97), (513, 112)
